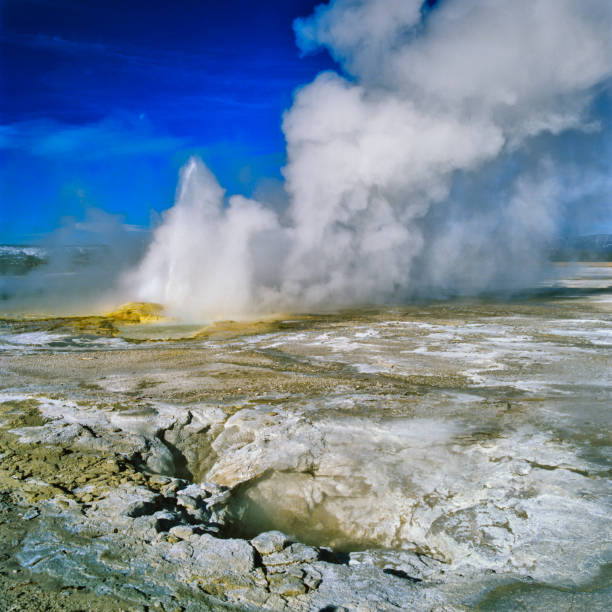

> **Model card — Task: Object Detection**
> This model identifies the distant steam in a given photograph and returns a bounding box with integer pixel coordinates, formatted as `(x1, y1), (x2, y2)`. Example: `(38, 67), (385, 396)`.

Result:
(128, 0), (612, 320)
(1, 210), (148, 314)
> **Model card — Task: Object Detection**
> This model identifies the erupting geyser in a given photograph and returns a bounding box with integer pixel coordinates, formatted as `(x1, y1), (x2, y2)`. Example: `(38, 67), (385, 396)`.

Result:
(128, 0), (612, 321)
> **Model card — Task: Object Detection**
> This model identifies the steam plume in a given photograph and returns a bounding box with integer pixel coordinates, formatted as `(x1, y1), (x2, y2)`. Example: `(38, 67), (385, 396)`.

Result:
(129, 0), (612, 320)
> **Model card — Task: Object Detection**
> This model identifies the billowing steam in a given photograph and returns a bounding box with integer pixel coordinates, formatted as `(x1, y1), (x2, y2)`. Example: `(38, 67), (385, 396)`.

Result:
(128, 0), (612, 320)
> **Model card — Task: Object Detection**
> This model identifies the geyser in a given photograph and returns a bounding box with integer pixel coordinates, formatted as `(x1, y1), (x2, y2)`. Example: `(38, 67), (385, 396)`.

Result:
(128, 0), (612, 320)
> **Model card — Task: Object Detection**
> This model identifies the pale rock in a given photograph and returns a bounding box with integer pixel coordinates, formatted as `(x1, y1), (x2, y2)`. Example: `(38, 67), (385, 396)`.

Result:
(263, 594), (291, 610)
(93, 485), (160, 519)
(192, 533), (255, 575)
(250, 567), (269, 587)
(108, 410), (172, 438)
(176, 483), (204, 499)
(169, 525), (195, 540)
(152, 509), (179, 532)
(251, 530), (291, 555)
(268, 571), (307, 596)
(164, 541), (194, 563)
(302, 564), (323, 589)
(144, 440), (175, 475)
(262, 542), (319, 567)
(176, 493), (199, 510)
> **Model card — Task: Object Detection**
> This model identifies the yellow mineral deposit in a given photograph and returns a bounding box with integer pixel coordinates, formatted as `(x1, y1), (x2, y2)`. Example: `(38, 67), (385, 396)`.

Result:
(105, 302), (165, 324)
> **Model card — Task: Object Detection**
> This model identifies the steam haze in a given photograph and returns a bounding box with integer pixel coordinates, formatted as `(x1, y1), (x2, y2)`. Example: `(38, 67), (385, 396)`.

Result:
(1, 210), (149, 314)
(128, 0), (612, 320)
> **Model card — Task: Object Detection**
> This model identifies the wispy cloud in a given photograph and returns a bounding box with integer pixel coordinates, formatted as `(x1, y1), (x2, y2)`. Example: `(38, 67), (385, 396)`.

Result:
(2, 31), (110, 54)
(0, 118), (186, 159)
(1, 30), (319, 78)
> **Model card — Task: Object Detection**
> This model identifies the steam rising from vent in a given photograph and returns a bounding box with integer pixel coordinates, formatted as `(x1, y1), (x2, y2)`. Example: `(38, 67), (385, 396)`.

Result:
(128, 0), (612, 320)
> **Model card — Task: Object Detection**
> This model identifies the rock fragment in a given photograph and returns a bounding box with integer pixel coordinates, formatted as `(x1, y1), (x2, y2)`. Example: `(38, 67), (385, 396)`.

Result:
(268, 571), (308, 596)
(251, 529), (291, 555)
(262, 542), (320, 567)
(192, 533), (255, 576)
(168, 525), (195, 540)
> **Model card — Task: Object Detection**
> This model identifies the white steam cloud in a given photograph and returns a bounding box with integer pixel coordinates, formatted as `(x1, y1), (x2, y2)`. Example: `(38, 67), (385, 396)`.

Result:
(127, 0), (612, 320)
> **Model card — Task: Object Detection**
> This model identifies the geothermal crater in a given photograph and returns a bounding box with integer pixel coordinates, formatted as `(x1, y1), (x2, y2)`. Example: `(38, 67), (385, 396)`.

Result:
(0, 266), (610, 610)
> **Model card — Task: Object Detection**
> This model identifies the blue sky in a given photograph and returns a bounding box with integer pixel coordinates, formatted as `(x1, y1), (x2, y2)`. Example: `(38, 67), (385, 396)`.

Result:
(1, 0), (609, 244)
(0, 0), (336, 243)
